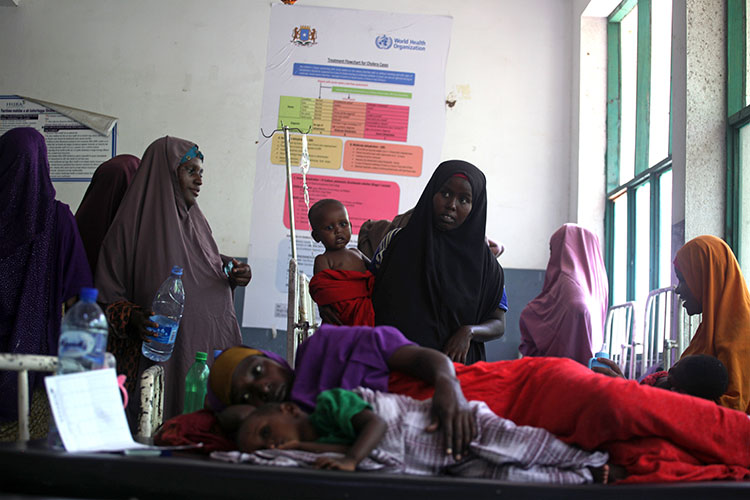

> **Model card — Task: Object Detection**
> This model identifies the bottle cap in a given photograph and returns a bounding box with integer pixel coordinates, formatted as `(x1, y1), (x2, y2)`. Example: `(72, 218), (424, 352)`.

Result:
(171, 265), (184, 276)
(80, 287), (98, 302)
(195, 351), (207, 361)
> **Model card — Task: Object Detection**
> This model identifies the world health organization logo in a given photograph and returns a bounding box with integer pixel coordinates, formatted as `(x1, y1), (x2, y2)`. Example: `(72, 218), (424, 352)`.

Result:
(375, 34), (393, 50)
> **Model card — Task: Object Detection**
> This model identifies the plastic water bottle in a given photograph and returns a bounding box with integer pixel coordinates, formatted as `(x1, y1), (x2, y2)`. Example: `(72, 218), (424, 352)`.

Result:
(183, 351), (210, 413)
(57, 287), (108, 374)
(588, 343), (610, 370)
(141, 266), (185, 362)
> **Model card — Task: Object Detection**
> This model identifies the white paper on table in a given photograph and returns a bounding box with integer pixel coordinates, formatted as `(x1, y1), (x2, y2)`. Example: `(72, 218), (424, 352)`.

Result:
(44, 368), (147, 453)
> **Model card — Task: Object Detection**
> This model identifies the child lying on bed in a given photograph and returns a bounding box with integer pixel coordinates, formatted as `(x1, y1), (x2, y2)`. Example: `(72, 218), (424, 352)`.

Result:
(308, 199), (375, 326)
(234, 386), (618, 484)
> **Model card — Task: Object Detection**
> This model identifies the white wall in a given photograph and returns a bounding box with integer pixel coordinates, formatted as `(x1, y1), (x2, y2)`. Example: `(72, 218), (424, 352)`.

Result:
(0, 0), (576, 269)
(569, 0), (616, 247)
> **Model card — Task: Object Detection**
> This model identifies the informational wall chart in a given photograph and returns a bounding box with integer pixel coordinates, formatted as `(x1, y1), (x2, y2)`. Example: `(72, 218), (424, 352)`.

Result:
(243, 5), (452, 330)
(0, 96), (117, 181)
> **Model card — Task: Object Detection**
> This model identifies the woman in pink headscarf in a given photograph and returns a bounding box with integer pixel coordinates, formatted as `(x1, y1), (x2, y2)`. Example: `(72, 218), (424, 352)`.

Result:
(518, 224), (608, 365)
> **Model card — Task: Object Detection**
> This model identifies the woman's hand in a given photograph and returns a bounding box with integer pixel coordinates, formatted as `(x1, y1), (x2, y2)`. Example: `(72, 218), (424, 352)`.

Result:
(591, 357), (626, 378)
(442, 327), (473, 363)
(127, 308), (158, 342)
(387, 345), (476, 459)
(485, 236), (504, 258)
(228, 258), (252, 288)
(426, 373), (476, 460)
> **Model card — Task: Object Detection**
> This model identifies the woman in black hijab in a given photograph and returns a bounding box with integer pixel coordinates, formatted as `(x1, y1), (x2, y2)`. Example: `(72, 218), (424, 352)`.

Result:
(372, 160), (504, 364)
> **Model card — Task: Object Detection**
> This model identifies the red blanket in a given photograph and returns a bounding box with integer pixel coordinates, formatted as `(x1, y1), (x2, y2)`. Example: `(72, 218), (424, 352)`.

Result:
(154, 409), (234, 453)
(389, 357), (750, 483)
(309, 269), (375, 326)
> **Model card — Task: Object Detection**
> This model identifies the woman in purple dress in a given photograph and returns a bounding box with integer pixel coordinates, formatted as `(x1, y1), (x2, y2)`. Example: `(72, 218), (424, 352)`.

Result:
(0, 127), (92, 440)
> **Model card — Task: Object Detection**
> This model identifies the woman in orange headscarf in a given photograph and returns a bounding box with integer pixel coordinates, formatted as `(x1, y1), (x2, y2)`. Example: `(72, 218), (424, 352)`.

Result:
(674, 235), (750, 412)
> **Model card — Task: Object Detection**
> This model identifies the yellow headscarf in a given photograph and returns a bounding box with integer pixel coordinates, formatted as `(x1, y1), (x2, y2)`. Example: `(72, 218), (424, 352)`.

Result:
(209, 346), (261, 405)
(675, 235), (750, 412)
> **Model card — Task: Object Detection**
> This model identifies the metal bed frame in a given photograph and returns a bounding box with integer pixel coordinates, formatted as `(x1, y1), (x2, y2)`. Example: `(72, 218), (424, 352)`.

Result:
(605, 288), (701, 380)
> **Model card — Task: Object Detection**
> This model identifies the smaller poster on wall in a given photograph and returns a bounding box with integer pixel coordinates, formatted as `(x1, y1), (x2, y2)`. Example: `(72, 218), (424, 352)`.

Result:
(0, 95), (117, 181)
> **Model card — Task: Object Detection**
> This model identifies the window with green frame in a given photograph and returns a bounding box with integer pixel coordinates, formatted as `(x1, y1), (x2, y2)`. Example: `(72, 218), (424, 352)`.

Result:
(726, 0), (750, 281)
(605, 0), (674, 306)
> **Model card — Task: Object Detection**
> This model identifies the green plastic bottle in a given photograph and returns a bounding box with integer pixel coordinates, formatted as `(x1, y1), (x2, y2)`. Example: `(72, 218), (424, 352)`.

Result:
(183, 351), (210, 413)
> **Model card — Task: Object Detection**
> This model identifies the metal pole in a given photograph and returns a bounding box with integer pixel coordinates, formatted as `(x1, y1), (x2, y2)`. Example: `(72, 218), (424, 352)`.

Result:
(17, 370), (29, 441)
(283, 126), (297, 262)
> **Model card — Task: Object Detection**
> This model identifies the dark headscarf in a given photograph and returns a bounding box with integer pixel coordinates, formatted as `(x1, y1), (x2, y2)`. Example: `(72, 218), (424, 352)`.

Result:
(75, 154), (140, 274)
(0, 127), (92, 420)
(0, 128), (56, 254)
(372, 160), (504, 364)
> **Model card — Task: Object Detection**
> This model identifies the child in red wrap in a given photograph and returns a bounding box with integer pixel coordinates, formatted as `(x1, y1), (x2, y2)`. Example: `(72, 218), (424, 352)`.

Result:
(308, 199), (375, 326)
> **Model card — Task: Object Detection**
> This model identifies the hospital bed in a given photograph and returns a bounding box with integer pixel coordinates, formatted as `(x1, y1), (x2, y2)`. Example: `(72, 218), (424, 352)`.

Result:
(2, 439), (750, 500)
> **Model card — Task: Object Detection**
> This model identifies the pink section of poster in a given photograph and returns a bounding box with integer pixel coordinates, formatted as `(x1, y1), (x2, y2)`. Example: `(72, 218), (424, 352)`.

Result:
(282, 174), (400, 233)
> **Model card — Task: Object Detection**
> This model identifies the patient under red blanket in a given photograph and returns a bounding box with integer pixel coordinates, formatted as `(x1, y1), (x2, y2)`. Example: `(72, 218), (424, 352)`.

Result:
(389, 358), (750, 484)
(309, 269), (375, 326)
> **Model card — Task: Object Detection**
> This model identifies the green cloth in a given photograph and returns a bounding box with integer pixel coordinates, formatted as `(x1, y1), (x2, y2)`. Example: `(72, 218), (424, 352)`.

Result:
(309, 389), (372, 444)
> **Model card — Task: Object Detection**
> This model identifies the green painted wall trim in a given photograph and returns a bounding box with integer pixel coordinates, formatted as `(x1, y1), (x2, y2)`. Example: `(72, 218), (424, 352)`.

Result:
(609, 0), (638, 23)
(606, 23), (621, 193)
(649, 174), (660, 289)
(604, 200), (616, 306)
(726, 0), (746, 254)
(626, 188), (637, 301)
(726, 126), (740, 251)
(727, 0), (746, 117)
(634, 0), (652, 176)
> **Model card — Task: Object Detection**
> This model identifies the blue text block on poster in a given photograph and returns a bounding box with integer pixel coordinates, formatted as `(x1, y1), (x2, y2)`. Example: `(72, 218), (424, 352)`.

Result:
(293, 63), (415, 86)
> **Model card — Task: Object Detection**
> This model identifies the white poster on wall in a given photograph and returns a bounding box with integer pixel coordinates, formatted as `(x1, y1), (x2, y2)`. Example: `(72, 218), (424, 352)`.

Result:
(243, 4), (452, 330)
(0, 95), (117, 181)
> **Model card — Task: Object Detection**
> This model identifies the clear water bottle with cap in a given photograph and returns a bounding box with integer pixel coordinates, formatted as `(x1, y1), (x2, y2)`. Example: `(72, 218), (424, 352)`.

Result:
(57, 287), (108, 374)
(142, 265), (185, 362)
(183, 351), (210, 413)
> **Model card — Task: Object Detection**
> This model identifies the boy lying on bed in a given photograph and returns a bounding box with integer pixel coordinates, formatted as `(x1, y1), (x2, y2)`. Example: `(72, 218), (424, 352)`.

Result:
(308, 199), (374, 326)
(233, 386), (621, 484)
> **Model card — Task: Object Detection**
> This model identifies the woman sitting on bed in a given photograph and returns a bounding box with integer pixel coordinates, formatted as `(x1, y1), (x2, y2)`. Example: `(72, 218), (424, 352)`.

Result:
(518, 223), (608, 365)
(673, 235), (750, 413)
(156, 323), (750, 484)
(370, 160), (505, 364)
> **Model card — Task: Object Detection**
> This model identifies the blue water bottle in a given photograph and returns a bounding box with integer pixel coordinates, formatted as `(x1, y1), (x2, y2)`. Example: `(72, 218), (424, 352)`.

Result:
(142, 266), (185, 362)
(588, 343), (610, 370)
